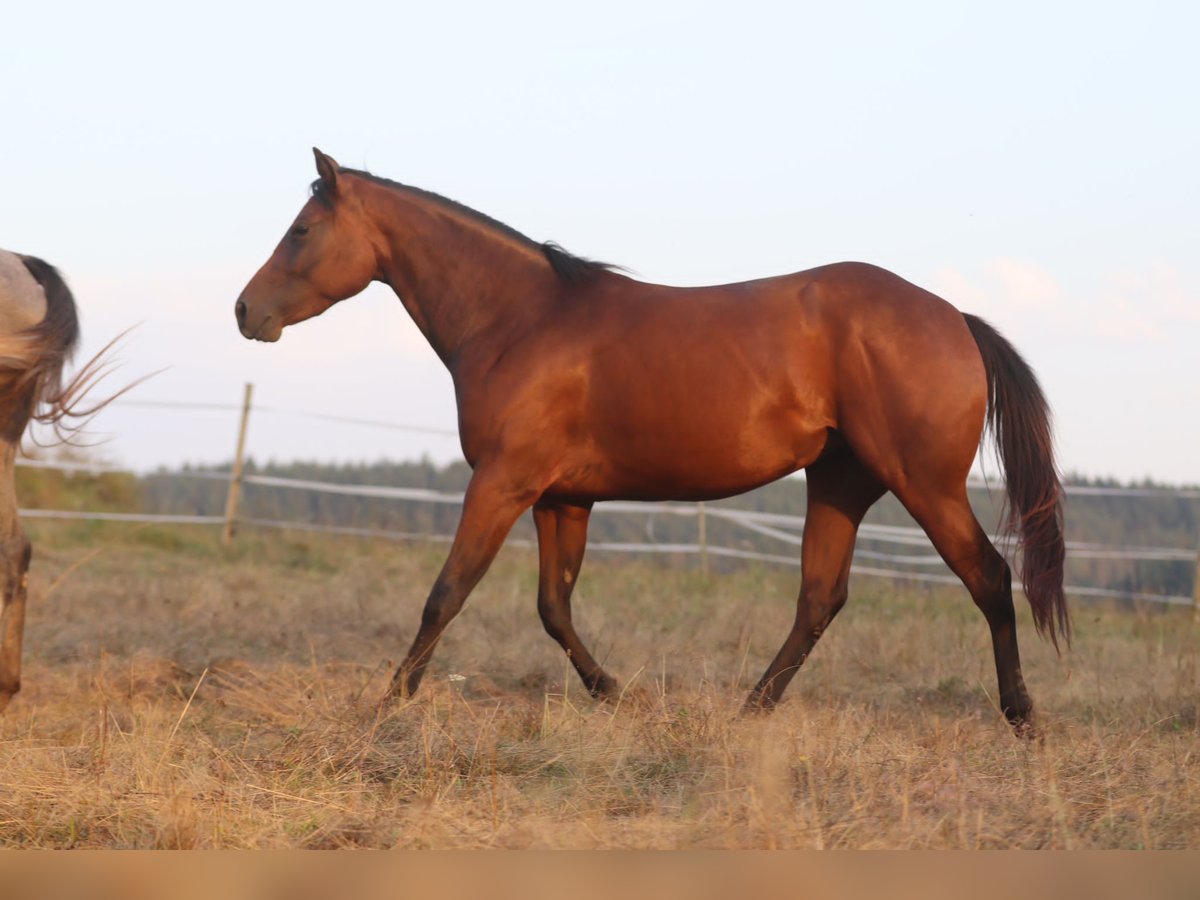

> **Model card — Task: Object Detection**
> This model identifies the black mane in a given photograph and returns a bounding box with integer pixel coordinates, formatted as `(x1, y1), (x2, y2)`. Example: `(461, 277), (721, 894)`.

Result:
(312, 170), (619, 286)
(540, 242), (617, 284)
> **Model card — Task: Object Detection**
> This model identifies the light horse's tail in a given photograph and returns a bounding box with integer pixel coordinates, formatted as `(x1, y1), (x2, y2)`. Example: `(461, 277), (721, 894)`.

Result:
(963, 313), (1069, 649)
(0, 256), (111, 443)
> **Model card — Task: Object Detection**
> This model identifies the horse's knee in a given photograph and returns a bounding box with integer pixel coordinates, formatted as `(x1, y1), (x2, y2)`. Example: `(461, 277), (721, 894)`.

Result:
(418, 580), (460, 632)
(1, 531), (31, 561)
(797, 578), (849, 638)
(0, 532), (30, 594)
(828, 582), (850, 617)
(0, 680), (19, 713)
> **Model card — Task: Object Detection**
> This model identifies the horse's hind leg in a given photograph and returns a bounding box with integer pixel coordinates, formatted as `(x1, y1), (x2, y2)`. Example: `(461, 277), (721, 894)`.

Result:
(0, 443), (30, 713)
(532, 501), (617, 699)
(745, 450), (885, 711)
(896, 485), (1034, 731)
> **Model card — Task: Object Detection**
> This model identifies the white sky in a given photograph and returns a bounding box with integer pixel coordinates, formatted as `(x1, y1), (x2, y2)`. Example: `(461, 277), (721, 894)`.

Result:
(3, 1), (1197, 483)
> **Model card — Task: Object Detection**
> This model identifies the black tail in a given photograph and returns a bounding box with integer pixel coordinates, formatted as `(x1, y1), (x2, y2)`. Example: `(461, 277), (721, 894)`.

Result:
(964, 313), (1069, 649)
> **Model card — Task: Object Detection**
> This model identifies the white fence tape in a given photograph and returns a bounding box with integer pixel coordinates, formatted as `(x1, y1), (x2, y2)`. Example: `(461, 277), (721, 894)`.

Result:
(20, 509), (224, 525)
(233, 471), (1196, 563)
(16, 459), (1198, 608)
(243, 473), (466, 504)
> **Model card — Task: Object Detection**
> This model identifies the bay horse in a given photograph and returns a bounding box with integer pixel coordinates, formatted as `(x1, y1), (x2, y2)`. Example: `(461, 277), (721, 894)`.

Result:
(0, 249), (88, 713)
(235, 149), (1067, 733)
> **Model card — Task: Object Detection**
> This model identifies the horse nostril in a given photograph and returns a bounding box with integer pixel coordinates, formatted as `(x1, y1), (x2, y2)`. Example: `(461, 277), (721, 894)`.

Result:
(235, 299), (247, 327)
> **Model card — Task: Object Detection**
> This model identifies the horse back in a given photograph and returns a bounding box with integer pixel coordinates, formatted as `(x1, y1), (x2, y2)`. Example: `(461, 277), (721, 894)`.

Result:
(460, 261), (982, 501)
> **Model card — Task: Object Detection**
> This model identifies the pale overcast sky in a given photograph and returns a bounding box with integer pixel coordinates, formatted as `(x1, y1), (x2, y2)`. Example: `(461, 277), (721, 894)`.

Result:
(3, 1), (1197, 483)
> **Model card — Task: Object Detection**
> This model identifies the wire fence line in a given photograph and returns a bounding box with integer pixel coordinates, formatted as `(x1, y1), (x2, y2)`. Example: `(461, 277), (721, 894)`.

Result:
(106, 396), (1200, 499)
(111, 398), (460, 437)
(17, 389), (1200, 611)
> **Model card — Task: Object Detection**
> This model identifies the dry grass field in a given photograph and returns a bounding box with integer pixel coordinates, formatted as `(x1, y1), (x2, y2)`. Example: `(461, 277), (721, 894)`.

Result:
(1, 520), (1197, 849)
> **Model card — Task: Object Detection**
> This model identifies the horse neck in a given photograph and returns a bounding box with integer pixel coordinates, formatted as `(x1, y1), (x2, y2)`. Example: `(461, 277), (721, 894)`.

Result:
(363, 184), (556, 371)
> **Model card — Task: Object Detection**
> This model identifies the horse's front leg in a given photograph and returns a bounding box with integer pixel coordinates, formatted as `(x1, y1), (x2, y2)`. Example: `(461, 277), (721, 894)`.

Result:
(0, 472), (31, 714)
(387, 468), (535, 700)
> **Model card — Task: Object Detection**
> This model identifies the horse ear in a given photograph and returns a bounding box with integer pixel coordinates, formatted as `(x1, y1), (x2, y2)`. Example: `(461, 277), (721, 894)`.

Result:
(313, 148), (340, 191)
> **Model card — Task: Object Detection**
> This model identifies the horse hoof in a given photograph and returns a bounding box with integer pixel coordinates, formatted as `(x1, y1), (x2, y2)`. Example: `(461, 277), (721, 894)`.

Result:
(586, 675), (621, 702)
(740, 693), (777, 716)
(1008, 714), (1040, 741)
(375, 680), (417, 714)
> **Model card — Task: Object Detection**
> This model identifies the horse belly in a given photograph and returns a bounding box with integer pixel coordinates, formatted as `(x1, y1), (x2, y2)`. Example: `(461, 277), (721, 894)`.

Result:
(552, 392), (831, 502)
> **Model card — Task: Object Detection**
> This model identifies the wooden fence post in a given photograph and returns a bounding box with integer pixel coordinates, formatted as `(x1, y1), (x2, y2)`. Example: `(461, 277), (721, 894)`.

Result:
(697, 501), (709, 577)
(221, 383), (254, 548)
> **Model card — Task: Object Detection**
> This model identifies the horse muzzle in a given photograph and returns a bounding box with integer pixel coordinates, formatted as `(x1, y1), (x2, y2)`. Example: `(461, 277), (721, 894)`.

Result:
(235, 298), (283, 342)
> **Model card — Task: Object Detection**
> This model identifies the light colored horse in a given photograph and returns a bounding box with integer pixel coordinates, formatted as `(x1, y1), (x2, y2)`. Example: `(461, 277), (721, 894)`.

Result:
(0, 249), (83, 713)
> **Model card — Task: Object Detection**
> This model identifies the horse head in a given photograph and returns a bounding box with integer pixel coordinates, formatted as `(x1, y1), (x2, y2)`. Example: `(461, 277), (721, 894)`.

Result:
(235, 149), (378, 342)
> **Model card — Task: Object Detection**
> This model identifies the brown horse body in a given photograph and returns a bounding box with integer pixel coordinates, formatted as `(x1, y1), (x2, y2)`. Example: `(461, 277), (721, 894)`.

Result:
(236, 150), (1066, 732)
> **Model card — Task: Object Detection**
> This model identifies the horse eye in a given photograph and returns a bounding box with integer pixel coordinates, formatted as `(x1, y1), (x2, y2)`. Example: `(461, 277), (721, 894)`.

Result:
(291, 223), (310, 238)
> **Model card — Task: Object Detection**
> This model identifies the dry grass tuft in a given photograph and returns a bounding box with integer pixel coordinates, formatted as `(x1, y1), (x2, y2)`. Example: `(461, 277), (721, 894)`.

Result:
(0, 522), (1197, 848)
